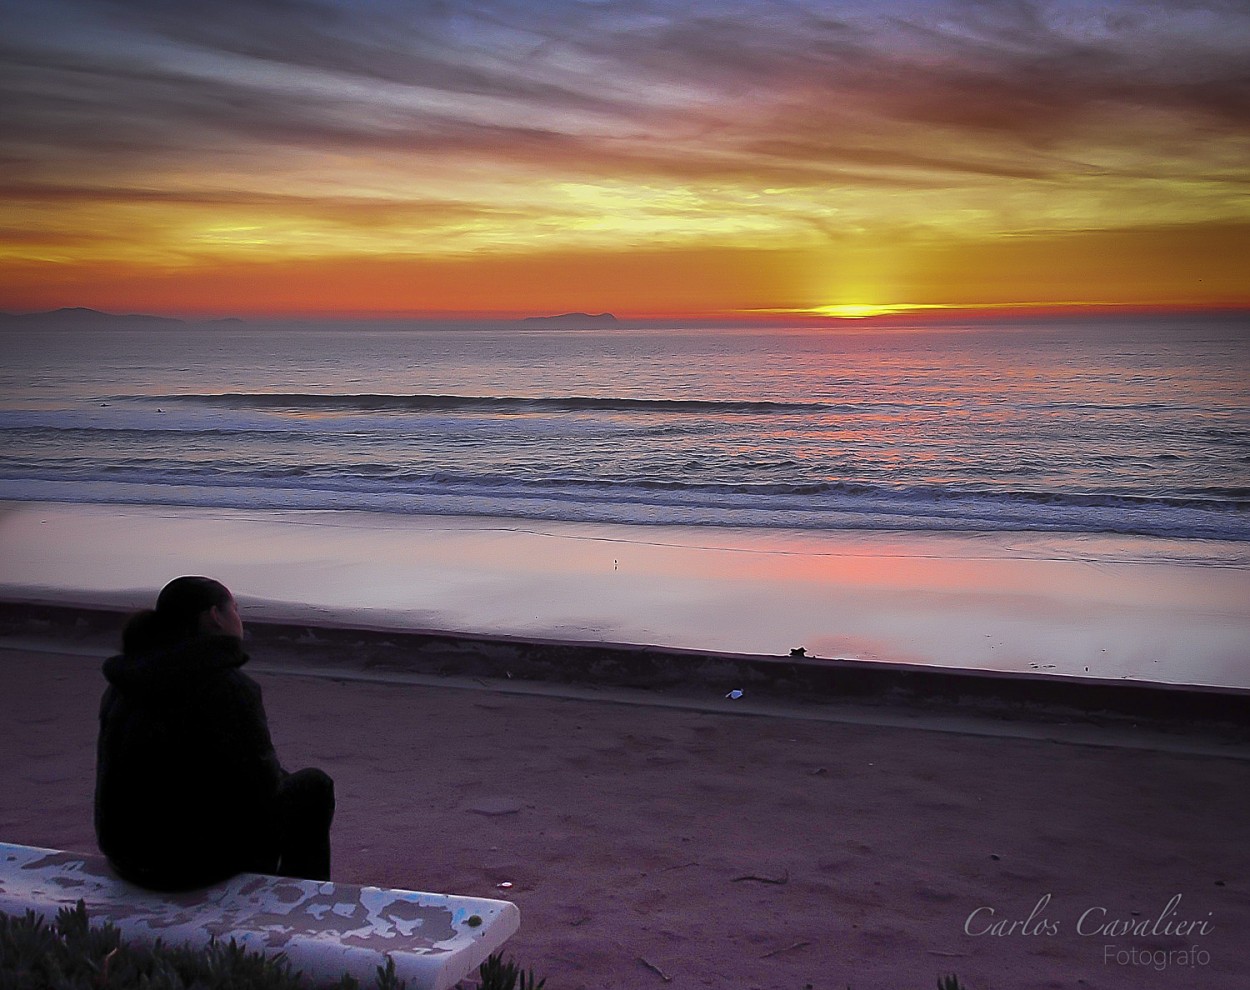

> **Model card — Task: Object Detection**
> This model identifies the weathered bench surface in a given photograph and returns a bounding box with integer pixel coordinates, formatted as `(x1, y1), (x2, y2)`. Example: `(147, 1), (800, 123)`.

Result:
(0, 842), (519, 990)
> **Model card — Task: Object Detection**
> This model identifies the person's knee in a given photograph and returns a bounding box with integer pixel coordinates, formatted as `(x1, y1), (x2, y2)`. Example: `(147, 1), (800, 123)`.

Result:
(299, 767), (335, 800)
(278, 767), (335, 822)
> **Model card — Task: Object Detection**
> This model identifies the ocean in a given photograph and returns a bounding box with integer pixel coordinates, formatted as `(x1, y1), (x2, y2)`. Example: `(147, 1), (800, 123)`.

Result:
(2, 314), (1247, 543)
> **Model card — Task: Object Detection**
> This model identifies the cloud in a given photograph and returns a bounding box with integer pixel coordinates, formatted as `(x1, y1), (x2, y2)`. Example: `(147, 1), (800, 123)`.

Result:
(1, 0), (1247, 268)
(88, 0), (630, 110)
(5, 1), (1248, 165)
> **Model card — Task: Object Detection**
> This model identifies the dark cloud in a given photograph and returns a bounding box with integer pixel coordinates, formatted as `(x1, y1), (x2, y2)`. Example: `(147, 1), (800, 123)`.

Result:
(90, 0), (627, 108)
(0, 0), (1247, 193)
(0, 43), (590, 172)
(873, 3), (1250, 133)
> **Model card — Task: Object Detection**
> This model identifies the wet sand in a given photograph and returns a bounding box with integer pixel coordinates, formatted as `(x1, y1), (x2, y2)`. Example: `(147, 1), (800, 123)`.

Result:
(3, 623), (1249, 990)
(2, 501), (1248, 686)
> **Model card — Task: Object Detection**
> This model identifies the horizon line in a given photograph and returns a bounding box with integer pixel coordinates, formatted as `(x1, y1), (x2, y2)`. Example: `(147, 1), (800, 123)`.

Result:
(5, 300), (1250, 324)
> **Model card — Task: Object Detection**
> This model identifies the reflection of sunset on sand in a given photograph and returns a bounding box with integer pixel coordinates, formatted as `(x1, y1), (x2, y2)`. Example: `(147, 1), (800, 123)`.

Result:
(3, 502), (1247, 688)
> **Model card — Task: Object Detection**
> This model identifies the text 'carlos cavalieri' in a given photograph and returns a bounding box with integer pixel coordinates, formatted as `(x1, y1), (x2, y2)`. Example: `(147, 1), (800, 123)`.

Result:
(964, 893), (1213, 939)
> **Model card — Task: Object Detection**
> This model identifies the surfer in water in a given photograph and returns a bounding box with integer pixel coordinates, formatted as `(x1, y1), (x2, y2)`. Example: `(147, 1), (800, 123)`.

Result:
(94, 576), (334, 890)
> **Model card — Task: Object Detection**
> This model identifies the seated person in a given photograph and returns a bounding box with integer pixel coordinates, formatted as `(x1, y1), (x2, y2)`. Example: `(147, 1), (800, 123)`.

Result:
(94, 576), (334, 890)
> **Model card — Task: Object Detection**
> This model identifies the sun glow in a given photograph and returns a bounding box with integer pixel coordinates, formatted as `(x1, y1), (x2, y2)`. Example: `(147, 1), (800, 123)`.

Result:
(811, 303), (949, 319)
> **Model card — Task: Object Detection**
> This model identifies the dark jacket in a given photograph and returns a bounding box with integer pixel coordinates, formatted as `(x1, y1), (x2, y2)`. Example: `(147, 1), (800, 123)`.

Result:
(94, 633), (285, 890)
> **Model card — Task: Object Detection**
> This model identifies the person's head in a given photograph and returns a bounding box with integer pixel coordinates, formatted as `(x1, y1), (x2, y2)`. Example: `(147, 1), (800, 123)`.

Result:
(156, 576), (242, 639)
(123, 576), (242, 653)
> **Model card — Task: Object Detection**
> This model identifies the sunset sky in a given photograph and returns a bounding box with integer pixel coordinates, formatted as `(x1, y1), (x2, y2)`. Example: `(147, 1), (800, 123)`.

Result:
(2, 0), (1248, 319)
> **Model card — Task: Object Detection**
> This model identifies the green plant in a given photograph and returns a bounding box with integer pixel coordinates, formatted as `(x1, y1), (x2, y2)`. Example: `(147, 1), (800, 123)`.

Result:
(1, 902), (310, 989)
(371, 956), (406, 990)
(477, 952), (547, 990)
(0, 903), (415, 990)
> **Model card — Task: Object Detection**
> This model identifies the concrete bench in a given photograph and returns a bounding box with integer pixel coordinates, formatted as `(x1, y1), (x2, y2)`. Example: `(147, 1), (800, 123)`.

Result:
(0, 842), (520, 990)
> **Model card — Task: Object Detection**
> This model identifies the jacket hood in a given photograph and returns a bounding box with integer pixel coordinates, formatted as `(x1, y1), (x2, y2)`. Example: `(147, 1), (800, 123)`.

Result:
(102, 634), (248, 695)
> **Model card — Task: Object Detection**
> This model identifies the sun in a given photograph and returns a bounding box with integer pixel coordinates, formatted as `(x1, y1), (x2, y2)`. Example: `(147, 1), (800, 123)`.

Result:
(814, 304), (899, 319)
(758, 301), (957, 322)
(811, 303), (945, 319)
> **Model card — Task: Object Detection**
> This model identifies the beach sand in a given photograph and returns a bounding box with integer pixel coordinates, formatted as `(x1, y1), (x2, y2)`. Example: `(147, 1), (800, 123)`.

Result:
(3, 501), (1249, 986)
(3, 623), (1249, 990)
(3, 501), (1249, 687)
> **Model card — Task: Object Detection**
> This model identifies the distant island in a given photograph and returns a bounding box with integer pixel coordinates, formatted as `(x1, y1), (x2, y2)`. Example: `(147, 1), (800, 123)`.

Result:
(0, 307), (187, 330)
(517, 312), (618, 329)
(0, 307), (246, 331)
(0, 307), (624, 332)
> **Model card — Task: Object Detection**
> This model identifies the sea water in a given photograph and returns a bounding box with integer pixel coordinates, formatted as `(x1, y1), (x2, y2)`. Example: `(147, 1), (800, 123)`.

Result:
(1, 315), (1248, 542)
